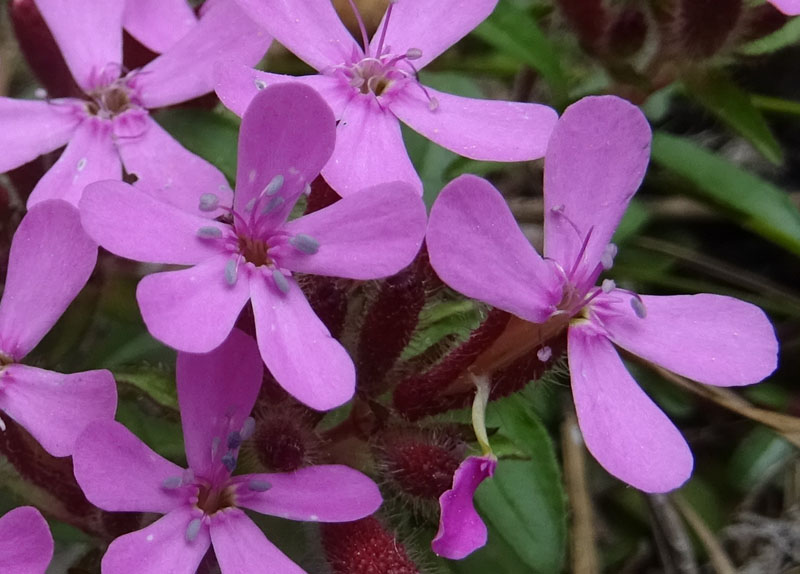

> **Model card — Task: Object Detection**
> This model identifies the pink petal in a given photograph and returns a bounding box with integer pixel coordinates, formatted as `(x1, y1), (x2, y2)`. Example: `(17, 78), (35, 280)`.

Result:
(390, 86), (557, 161)
(0, 507), (53, 574)
(232, 465), (382, 521)
(123, 0), (197, 53)
(115, 116), (233, 216)
(432, 455), (497, 560)
(234, 83), (335, 216)
(176, 329), (263, 477)
(34, 0), (124, 91)
(73, 420), (186, 513)
(0, 97), (80, 173)
(135, 0), (271, 109)
(593, 292), (778, 387)
(101, 507), (210, 574)
(136, 256), (251, 354)
(250, 275), (355, 411)
(769, 0), (800, 15)
(280, 182), (426, 279)
(322, 97), (422, 196)
(427, 174), (561, 323)
(370, 0), (497, 69)
(210, 509), (305, 574)
(27, 117), (121, 208)
(0, 364), (116, 457)
(215, 62), (353, 118)
(235, 0), (356, 71)
(80, 181), (227, 266)
(543, 96), (651, 282)
(568, 325), (693, 492)
(0, 200), (96, 360)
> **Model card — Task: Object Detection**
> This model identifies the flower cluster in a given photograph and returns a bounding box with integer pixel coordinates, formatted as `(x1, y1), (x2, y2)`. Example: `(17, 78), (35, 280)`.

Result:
(0, 0), (783, 572)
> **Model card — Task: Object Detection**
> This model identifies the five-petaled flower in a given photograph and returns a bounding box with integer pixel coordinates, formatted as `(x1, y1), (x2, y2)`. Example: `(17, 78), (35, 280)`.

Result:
(215, 0), (558, 195)
(0, 200), (116, 457)
(0, 506), (53, 574)
(768, 0), (800, 15)
(426, 95), (779, 493)
(0, 0), (270, 215)
(73, 328), (382, 574)
(80, 83), (428, 410)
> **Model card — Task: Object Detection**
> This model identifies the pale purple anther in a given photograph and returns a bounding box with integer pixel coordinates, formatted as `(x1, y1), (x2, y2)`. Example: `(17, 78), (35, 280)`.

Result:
(0, 506), (54, 574)
(0, 0), (271, 216)
(73, 329), (383, 574)
(79, 83), (428, 410)
(216, 0), (558, 196)
(432, 455), (497, 560)
(0, 200), (116, 457)
(426, 96), (779, 493)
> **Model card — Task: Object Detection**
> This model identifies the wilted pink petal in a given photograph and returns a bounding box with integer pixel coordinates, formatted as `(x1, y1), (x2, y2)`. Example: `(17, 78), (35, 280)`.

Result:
(432, 455), (497, 559)
(0, 506), (53, 574)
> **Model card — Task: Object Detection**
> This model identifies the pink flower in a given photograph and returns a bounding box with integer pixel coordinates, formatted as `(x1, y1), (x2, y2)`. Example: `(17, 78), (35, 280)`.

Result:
(0, 506), (53, 574)
(215, 0), (558, 196)
(0, 0), (270, 215)
(426, 96), (779, 493)
(432, 454), (497, 560)
(80, 83), (427, 410)
(73, 329), (382, 574)
(0, 200), (116, 457)
(768, 0), (800, 15)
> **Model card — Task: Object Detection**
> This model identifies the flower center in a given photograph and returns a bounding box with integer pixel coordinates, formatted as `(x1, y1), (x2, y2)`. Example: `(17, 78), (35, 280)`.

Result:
(196, 482), (235, 515)
(85, 80), (138, 119)
(237, 235), (272, 267)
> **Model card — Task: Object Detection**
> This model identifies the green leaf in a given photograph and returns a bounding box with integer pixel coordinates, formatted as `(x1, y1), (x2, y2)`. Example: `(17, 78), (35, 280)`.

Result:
(472, 2), (568, 104)
(114, 366), (178, 410)
(651, 132), (800, 256)
(476, 395), (567, 573)
(154, 108), (240, 182)
(727, 426), (795, 493)
(681, 71), (782, 164)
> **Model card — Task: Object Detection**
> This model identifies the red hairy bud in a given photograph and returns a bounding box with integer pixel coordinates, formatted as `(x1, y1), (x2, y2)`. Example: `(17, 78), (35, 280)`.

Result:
(556, 0), (608, 53)
(677, 0), (742, 58)
(606, 8), (648, 59)
(322, 517), (421, 574)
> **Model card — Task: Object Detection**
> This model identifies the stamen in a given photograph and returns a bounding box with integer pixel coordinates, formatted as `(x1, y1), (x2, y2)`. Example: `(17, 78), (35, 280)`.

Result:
(248, 479), (272, 492)
(289, 233), (320, 255)
(537, 346), (552, 362)
(211, 436), (221, 460)
(264, 174), (284, 196)
(346, 0), (371, 55)
(272, 269), (290, 294)
(375, 0), (399, 57)
(226, 431), (242, 450)
(221, 452), (237, 473)
(162, 476), (183, 489)
(224, 259), (238, 286)
(199, 193), (220, 212)
(185, 518), (203, 542)
(406, 48), (423, 60)
(245, 198), (257, 213)
(601, 279), (616, 293)
(197, 226), (222, 239)
(240, 417), (256, 440)
(600, 243), (618, 270)
(630, 296), (647, 319)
